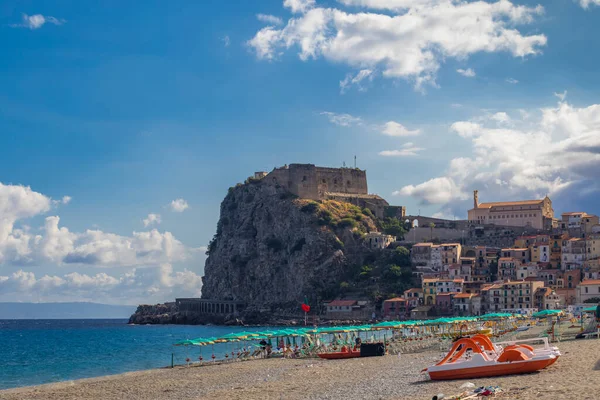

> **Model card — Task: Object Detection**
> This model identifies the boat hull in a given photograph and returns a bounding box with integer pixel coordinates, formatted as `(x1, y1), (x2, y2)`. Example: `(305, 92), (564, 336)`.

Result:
(428, 358), (554, 380)
(317, 351), (361, 360)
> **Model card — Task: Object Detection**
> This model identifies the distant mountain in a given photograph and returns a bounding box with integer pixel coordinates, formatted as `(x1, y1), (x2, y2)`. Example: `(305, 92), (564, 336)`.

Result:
(0, 302), (137, 319)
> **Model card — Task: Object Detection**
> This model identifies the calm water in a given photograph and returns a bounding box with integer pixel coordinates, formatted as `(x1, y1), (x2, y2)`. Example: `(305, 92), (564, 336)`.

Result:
(0, 319), (269, 390)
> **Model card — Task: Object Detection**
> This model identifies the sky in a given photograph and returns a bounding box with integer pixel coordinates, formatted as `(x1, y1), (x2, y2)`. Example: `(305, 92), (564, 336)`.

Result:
(1, 0), (600, 305)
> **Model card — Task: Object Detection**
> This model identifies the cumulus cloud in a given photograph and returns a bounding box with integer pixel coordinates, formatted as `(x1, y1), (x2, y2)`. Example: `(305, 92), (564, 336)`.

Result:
(0, 183), (191, 267)
(395, 94), (600, 216)
(457, 68), (476, 78)
(284, 0), (316, 13)
(320, 111), (362, 127)
(554, 90), (567, 102)
(143, 213), (161, 227)
(10, 13), (65, 29)
(340, 69), (374, 93)
(382, 121), (420, 137)
(248, 1), (546, 90)
(506, 78), (519, 84)
(490, 112), (511, 124)
(0, 264), (203, 304)
(579, 0), (600, 9)
(169, 198), (189, 212)
(257, 13), (284, 25)
(222, 35), (231, 47)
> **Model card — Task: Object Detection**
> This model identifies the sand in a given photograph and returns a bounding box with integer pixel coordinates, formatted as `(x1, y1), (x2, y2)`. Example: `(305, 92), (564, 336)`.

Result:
(1, 339), (599, 400)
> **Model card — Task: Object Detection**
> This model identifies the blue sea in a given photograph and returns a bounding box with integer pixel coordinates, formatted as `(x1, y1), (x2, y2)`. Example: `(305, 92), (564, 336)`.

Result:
(0, 319), (269, 390)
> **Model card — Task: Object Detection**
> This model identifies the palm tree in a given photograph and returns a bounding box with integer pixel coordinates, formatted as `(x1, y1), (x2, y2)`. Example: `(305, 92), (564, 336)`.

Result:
(429, 222), (435, 242)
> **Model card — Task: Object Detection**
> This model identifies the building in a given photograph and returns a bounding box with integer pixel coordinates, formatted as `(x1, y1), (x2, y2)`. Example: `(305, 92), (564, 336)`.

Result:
(549, 234), (566, 269)
(473, 246), (500, 280)
(403, 288), (424, 308)
(534, 287), (564, 310)
(382, 297), (408, 319)
(501, 248), (531, 264)
(440, 243), (461, 265)
(324, 299), (373, 320)
(410, 305), (434, 320)
(516, 264), (539, 280)
(561, 212), (600, 236)
(483, 281), (544, 312)
(531, 243), (550, 263)
(453, 293), (481, 316)
(515, 235), (549, 249)
(576, 280), (600, 304)
(536, 269), (580, 291)
(410, 242), (460, 272)
(562, 238), (586, 269)
(498, 257), (521, 281)
(411, 243), (434, 270)
(436, 292), (455, 315)
(422, 278), (464, 305)
(365, 232), (395, 249)
(468, 190), (554, 230)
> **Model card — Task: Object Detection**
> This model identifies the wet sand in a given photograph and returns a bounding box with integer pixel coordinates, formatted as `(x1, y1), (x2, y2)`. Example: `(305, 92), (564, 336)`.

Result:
(1, 339), (598, 400)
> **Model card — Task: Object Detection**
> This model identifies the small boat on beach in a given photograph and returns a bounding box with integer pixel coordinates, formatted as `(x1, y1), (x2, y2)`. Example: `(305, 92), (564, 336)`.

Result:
(423, 335), (559, 380)
(317, 346), (361, 360)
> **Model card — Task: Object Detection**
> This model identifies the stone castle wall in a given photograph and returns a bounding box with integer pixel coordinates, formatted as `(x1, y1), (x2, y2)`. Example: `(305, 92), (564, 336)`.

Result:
(265, 164), (368, 200)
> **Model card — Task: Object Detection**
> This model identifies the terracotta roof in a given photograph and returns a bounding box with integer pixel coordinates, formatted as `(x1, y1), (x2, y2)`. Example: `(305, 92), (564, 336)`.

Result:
(404, 288), (422, 293)
(579, 280), (600, 286)
(383, 297), (405, 303)
(475, 199), (544, 209)
(499, 257), (516, 261)
(562, 212), (588, 216)
(327, 300), (358, 307)
(413, 243), (433, 247)
(453, 279), (465, 283)
(453, 293), (477, 299)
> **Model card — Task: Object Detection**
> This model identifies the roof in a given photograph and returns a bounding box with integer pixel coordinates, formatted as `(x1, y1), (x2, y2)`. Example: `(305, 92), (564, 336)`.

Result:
(454, 293), (478, 299)
(413, 243), (433, 247)
(326, 300), (358, 307)
(499, 257), (516, 261)
(579, 280), (600, 286)
(383, 297), (405, 303)
(476, 199), (545, 209)
(404, 288), (422, 293)
(562, 212), (588, 216)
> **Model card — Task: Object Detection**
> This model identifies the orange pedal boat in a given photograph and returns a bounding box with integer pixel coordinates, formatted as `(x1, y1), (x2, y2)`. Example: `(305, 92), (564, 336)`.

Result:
(317, 346), (361, 360)
(423, 336), (558, 380)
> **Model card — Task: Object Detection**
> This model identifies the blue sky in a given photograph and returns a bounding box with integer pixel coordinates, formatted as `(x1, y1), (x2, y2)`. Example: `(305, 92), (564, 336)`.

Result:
(1, 0), (600, 304)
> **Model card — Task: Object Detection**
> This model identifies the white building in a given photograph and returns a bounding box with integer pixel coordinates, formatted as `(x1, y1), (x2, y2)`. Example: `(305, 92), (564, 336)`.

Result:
(576, 280), (600, 304)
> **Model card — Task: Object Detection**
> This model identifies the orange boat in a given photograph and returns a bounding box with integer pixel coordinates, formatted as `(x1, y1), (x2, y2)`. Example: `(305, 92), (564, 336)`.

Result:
(423, 336), (558, 380)
(317, 346), (361, 360)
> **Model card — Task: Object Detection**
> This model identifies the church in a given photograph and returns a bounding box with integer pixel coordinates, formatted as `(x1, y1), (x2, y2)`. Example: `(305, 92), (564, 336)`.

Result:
(468, 190), (554, 230)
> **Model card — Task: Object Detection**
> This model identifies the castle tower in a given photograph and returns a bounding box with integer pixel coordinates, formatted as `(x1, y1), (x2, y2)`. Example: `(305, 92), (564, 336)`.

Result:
(473, 190), (479, 209)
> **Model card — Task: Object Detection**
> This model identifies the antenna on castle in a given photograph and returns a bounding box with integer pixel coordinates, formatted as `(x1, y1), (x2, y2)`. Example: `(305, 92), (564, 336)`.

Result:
(343, 161), (346, 168)
(354, 155), (356, 169)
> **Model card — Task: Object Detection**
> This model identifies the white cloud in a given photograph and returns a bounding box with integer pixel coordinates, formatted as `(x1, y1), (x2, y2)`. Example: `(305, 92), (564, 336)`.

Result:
(61, 196), (72, 205)
(382, 121), (420, 137)
(554, 90), (567, 102)
(0, 264), (203, 304)
(379, 147), (424, 157)
(457, 68), (476, 78)
(320, 111), (362, 127)
(248, 1), (546, 90)
(222, 35), (231, 47)
(340, 69), (374, 93)
(143, 213), (161, 227)
(394, 177), (466, 204)
(169, 198), (189, 212)
(10, 13), (65, 29)
(490, 112), (511, 124)
(579, 0), (600, 9)
(284, 0), (316, 13)
(397, 95), (600, 215)
(257, 14), (284, 25)
(506, 78), (519, 84)
(0, 183), (192, 268)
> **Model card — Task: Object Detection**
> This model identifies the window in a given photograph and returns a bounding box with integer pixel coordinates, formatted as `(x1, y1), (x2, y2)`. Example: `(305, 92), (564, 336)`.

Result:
(586, 287), (589, 293)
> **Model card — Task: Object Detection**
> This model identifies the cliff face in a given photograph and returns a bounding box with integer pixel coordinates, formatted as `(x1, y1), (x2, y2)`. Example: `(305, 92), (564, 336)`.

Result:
(201, 180), (377, 317)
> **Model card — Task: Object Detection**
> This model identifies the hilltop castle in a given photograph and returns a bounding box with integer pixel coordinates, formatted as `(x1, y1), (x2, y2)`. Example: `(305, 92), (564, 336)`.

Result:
(253, 163), (403, 219)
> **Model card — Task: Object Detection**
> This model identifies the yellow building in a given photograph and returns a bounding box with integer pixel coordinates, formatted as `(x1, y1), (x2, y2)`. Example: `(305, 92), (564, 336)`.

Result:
(468, 190), (554, 230)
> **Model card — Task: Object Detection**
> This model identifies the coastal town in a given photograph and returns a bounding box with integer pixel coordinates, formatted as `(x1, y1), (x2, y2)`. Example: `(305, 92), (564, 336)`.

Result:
(331, 190), (600, 322)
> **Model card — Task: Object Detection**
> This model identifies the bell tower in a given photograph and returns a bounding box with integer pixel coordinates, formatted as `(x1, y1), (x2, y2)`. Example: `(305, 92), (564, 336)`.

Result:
(473, 190), (479, 209)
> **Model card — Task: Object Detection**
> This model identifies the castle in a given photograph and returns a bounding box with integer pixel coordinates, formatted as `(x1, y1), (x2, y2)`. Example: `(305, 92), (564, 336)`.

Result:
(254, 164), (402, 219)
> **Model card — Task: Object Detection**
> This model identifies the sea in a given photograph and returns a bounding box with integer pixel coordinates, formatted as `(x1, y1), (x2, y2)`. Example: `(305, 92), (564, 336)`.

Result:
(0, 319), (269, 390)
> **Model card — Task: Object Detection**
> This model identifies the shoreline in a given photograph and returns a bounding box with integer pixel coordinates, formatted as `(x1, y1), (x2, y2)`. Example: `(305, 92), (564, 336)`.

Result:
(2, 339), (598, 399)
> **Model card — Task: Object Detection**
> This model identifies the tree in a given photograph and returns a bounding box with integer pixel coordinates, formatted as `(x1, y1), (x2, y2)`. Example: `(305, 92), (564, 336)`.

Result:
(392, 246), (410, 266)
(381, 217), (406, 238)
(429, 222), (435, 241)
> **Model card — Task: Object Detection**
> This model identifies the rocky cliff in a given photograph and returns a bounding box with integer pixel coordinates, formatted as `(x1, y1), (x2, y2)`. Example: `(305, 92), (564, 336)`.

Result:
(200, 179), (379, 321)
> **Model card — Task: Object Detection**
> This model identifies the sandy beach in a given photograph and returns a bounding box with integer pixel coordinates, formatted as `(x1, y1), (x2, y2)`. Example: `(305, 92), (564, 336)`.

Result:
(1, 338), (598, 400)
